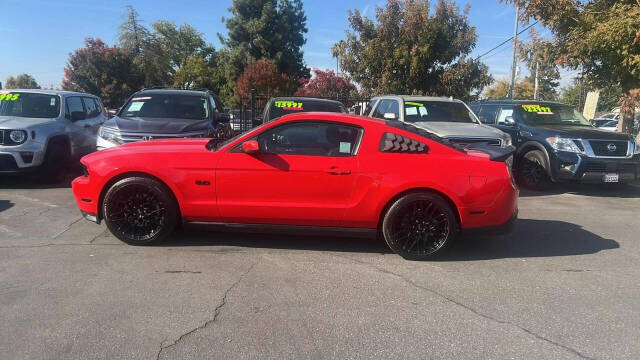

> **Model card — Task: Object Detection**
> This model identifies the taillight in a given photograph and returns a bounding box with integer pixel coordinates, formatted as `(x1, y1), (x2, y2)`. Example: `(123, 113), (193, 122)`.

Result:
(505, 155), (516, 188)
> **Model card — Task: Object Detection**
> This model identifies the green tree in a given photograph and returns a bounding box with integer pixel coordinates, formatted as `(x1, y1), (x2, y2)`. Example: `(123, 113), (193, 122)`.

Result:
(118, 5), (149, 55)
(484, 79), (534, 100)
(559, 83), (581, 109)
(62, 38), (143, 107)
(173, 55), (225, 92)
(220, 0), (310, 103)
(333, 0), (492, 100)
(5, 74), (40, 89)
(518, 29), (559, 100)
(503, 0), (640, 135)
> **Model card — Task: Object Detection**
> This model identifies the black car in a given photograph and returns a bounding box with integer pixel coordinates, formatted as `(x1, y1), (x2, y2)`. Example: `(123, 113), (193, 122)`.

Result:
(470, 100), (640, 190)
(97, 88), (231, 150)
(261, 97), (347, 123)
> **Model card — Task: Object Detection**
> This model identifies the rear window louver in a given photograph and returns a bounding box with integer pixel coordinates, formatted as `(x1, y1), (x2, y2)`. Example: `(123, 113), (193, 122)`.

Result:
(379, 132), (429, 153)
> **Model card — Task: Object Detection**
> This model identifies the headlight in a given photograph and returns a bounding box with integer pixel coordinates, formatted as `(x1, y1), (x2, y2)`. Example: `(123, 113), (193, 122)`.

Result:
(99, 127), (122, 144)
(9, 130), (27, 144)
(502, 135), (512, 148)
(546, 136), (583, 153)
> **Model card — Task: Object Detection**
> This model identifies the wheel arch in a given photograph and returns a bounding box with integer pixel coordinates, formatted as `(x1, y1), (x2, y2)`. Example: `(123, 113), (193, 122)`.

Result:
(97, 171), (182, 222)
(516, 141), (551, 172)
(377, 187), (462, 231)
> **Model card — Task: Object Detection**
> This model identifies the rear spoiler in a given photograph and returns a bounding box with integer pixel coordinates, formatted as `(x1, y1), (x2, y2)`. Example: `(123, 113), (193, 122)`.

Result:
(465, 143), (516, 162)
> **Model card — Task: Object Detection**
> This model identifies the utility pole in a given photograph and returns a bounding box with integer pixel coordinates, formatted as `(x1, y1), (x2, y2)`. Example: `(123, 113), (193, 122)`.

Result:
(509, 6), (519, 100)
(534, 61), (539, 100)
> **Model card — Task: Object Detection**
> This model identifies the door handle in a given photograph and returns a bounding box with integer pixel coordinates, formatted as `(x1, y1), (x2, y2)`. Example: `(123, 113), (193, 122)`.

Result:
(326, 166), (351, 175)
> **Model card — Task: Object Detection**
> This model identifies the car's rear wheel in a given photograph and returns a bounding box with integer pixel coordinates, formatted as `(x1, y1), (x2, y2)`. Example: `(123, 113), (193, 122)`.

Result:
(103, 177), (178, 245)
(517, 150), (550, 190)
(382, 193), (458, 260)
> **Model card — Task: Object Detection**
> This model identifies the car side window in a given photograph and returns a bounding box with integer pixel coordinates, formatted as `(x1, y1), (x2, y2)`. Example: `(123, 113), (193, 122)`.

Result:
(372, 100), (390, 119)
(387, 100), (400, 119)
(92, 98), (104, 115)
(478, 105), (499, 124)
(256, 122), (362, 157)
(364, 100), (376, 115)
(66, 97), (85, 120)
(83, 97), (98, 118)
(496, 106), (514, 125)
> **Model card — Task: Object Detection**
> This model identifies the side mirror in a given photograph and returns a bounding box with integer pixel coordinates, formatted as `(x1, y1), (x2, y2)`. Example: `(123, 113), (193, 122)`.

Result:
(216, 112), (231, 123)
(383, 113), (397, 120)
(241, 140), (259, 154)
(71, 111), (86, 122)
(504, 116), (516, 126)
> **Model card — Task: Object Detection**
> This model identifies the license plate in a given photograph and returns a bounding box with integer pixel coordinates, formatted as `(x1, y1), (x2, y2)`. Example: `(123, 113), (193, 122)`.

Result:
(603, 173), (619, 183)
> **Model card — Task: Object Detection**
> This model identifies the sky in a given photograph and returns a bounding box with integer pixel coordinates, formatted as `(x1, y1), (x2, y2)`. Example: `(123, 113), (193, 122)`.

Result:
(0, 0), (574, 90)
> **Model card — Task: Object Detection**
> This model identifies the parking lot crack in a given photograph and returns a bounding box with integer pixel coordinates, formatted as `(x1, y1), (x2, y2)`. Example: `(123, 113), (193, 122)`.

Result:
(52, 217), (84, 239)
(335, 255), (595, 360)
(155, 259), (259, 360)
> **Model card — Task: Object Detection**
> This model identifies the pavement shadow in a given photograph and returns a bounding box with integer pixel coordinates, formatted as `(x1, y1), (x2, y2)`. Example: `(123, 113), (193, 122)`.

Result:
(0, 199), (14, 213)
(158, 218), (618, 260)
(520, 182), (640, 198)
(161, 226), (392, 254)
(0, 166), (83, 190)
(447, 218), (619, 261)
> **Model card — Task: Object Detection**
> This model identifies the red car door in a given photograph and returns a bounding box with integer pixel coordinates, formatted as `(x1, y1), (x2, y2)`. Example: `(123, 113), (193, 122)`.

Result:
(216, 121), (362, 226)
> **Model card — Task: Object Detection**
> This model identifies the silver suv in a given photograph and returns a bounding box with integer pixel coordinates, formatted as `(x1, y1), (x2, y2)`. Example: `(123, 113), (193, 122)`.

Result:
(0, 89), (105, 175)
(365, 95), (511, 148)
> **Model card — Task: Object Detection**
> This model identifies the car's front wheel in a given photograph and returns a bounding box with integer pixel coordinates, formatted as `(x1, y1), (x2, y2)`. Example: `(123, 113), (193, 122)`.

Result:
(517, 150), (550, 190)
(382, 193), (459, 260)
(103, 177), (178, 245)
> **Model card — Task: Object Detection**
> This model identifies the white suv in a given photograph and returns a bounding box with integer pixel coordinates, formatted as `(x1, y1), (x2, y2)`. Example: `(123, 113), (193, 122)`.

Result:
(0, 89), (105, 177)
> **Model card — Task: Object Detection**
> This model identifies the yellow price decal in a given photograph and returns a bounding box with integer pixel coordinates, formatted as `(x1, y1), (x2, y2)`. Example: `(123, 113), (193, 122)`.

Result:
(405, 101), (424, 107)
(275, 101), (303, 110)
(0, 93), (20, 101)
(522, 104), (552, 113)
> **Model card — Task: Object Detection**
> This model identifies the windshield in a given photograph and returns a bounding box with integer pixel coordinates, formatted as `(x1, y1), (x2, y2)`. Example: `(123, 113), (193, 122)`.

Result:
(519, 103), (591, 126)
(267, 100), (346, 121)
(0, 92), (60, 118)
(602, 120), (618, 127)
(403, 101), (478, 123)
(121, 94), (209, 120)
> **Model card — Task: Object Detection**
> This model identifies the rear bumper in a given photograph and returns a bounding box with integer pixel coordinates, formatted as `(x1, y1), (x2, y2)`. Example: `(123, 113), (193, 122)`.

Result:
(463, 210), (517, 236)
(460, 182), (519, 233)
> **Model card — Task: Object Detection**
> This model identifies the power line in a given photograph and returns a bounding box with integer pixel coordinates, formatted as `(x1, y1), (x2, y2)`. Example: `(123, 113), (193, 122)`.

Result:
(480, 30), (534, 61)
(475, 21), (539, 60)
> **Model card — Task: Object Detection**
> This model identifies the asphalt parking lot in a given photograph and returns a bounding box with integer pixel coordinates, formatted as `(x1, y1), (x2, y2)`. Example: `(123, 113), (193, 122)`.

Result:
(1, 173), (639, 360)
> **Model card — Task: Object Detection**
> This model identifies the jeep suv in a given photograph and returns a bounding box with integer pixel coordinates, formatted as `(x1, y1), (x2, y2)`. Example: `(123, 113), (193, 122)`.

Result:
(0, 89), (105, 175)
(97, 89), (230, 150)
(365, 95), (512, 148)
(470, 100), (640, 189)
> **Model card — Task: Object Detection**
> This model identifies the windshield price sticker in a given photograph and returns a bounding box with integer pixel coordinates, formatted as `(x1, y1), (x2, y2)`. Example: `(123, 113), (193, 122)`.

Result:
(275, 101), (303, 111)
(0, 93), (20, 101)
(522, 104), (553, 114)
(405, 101), (425, 107)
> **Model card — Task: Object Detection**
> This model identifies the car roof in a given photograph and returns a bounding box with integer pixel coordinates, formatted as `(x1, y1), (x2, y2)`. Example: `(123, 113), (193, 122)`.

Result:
(470, 99), (567, 106)
(135, 89), (210, 96)
(373, 95), (461, 103)
(269, 97), (345, 106)
(274, 111), (385, 126)
(1, 89), (97, 97)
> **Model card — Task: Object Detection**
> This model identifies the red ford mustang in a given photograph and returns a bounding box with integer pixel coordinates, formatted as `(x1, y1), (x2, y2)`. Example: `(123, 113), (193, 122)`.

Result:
(72, 112), (518, 260)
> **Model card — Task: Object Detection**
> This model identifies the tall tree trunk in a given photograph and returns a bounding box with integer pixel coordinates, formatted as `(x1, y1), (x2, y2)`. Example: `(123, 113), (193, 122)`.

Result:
(618, 89), (639, 135)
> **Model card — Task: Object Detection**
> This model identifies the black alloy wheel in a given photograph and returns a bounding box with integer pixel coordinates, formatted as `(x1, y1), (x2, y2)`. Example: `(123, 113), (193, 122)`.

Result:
(382, 193), (458, 260)
(103, 177), (178, 245)
(517, 150), (550, 190)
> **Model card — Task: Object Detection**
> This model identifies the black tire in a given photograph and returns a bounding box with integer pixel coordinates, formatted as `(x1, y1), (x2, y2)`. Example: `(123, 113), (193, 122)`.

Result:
(39, 141), (71, 184)
(102, 177), (178, 245)
(516, 150), (550, 190)
(381, 193), (459, 260)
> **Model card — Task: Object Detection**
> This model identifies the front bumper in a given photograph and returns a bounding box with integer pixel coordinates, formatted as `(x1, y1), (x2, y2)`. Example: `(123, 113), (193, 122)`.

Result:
(72, 175), (100, 223)
(550, 152), (640, 183)
(0, 142), (46, 173)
